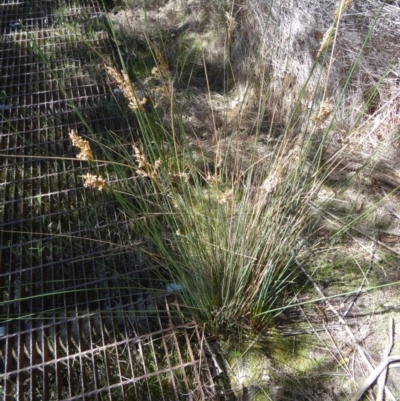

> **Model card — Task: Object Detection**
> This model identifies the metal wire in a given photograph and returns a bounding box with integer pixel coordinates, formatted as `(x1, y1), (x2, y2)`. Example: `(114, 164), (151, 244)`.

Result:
(0, 1), (216, 400)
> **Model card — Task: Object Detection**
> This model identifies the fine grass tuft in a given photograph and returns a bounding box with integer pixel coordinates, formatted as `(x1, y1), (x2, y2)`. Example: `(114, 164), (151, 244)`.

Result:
(87, 0), (400, 346)
(90, 2), (355, 337)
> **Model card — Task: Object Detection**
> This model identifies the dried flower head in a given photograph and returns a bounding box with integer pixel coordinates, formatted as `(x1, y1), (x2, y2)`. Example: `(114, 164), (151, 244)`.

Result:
(69, 129), (94, 161)
(225, 12), (237, 37)
(105, 66), (147, 112)
(82, 173), (107, 191)
(133, 144), (160, 183)
(334, 0), (353, 20)
(219, 189), (233, 204)
(206, 173), (220, 185)
(316, 26), (335, 59)
(152, 47), (169, 75)
(149, 46), (174, 101)
(311, 101), (334, 125)
(317, 0), (353, 59)
(170, 172), (189, 183)
(151, 67), (162, 80)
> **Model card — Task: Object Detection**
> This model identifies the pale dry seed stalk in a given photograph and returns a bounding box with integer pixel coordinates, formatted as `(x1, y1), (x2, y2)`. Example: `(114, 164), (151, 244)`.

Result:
(334, 0), (353, 20)
(316, 0), (353, 59)
(310, 101), (334, 126)
(225, 12), (237, 37)
(150, 50), (174, 108)
(219, 189), (233, 204)
(105, 65), (147, 112)
(152, 47), (170, 76)
(133, 145), (161, 183)
(82, 173), (107, 191)
(69, 129), (94, 161)
(206, 173), (220, 185)
(151, 47), (173, 89)
(151, 67), (162, 80)
(316, 26), (335, 59)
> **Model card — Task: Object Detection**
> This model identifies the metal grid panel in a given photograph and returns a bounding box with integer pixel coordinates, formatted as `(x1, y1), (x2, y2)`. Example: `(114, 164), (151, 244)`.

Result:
(0, 1), (215, 399)
(0, 0), (106, 36)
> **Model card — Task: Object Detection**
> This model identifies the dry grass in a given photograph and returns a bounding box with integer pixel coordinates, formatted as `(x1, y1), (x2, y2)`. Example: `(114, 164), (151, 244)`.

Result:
(233, 0), (400, 150)
(112, 0), (400, 171)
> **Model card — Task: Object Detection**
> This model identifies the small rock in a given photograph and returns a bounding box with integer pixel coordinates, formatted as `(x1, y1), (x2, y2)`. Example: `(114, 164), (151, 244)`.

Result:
(166, 282), (184, 293)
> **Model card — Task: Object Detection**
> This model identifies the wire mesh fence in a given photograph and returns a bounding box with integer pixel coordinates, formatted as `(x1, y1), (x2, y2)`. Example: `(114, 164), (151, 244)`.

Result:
(0, 1), (218, 399)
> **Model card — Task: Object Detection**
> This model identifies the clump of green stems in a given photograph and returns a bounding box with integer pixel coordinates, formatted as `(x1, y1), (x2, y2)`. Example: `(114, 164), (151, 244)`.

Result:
(97, 45), (327, 337)
(15, 0), (395, 341)
(83, 0), (399, 339)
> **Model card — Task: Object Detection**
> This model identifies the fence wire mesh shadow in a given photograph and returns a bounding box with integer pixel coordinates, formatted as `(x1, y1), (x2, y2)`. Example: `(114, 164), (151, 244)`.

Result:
(0, 1), (218, 399)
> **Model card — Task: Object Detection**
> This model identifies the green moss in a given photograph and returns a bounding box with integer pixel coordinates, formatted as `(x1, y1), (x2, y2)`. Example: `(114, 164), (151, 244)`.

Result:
(217, 330), (322, 399)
